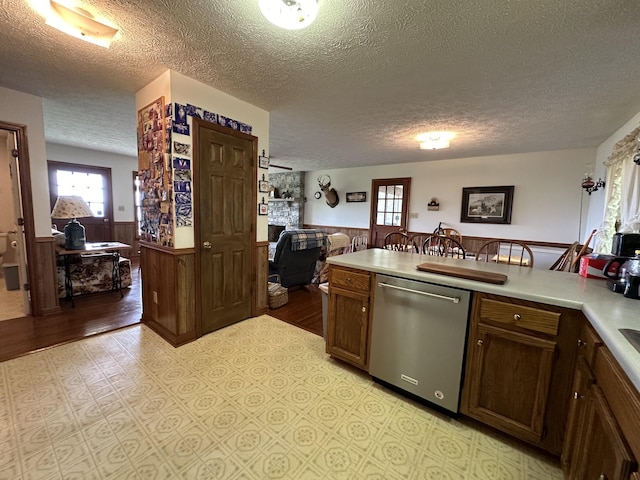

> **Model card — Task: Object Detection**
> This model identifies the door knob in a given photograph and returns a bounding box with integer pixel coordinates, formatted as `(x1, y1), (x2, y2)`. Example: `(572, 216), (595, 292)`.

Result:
(203, 241), (212, 249)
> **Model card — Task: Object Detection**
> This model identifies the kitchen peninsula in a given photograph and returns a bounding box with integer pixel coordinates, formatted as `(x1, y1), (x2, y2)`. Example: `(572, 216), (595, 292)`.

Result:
(326, 249), (640, 479)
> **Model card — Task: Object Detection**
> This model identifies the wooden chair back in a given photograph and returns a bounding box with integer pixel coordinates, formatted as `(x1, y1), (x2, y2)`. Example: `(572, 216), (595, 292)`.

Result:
(434, 227), (463, 244)
(421, 234), (466, 258)
(549, 242), (580, 272)
(476, 240), (534, 267)
(383, 231), (412, 252)
(351, 235), (368, 252)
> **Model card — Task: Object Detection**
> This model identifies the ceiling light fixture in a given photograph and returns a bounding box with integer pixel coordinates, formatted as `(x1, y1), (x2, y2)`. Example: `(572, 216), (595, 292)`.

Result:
(45, 0), (119, 48)
(259, 0), (318, 30)
(417, 131), (455, 150)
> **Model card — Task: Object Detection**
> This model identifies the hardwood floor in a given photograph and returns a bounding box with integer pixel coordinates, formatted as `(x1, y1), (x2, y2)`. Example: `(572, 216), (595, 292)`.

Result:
(0, 261), (142, 363)
(267, 284), (323, 337)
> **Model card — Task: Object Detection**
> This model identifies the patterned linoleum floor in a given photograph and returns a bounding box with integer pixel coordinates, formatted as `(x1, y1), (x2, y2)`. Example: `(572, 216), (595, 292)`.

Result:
(0, 315), (564, 479)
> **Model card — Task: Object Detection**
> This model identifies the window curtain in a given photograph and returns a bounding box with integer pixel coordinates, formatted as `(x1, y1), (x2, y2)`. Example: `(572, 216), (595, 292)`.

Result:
(596, 126), (640, 252)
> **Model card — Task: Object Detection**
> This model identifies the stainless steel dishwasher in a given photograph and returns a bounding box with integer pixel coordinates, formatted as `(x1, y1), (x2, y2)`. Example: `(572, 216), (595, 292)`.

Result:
(369, 274), (471, 414)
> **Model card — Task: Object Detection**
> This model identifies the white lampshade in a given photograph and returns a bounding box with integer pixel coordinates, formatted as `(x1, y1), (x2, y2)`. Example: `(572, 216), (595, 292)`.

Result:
(51, 195), (94, 219)
(259, 0), (318, 30)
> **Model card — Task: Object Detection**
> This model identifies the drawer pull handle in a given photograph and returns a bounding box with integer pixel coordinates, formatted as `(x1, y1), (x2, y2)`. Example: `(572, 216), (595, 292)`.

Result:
(577, 339), (585, 347)
(477, 340), (483, 346)
(362, 306), (366, 313)
(573, 391), (584, 400)
(346, 277), (352, 282)
(513, 313), (521, 321)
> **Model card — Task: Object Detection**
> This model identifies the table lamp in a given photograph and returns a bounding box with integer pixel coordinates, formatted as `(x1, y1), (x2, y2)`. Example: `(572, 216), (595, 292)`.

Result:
(51, 195), (94, 250)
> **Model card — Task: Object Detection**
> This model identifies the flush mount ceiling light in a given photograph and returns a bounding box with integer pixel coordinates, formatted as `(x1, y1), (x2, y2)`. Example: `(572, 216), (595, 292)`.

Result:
(45, 0), (119, 48)
(417, 131), (455, 150)
(259, 0), (318, 30)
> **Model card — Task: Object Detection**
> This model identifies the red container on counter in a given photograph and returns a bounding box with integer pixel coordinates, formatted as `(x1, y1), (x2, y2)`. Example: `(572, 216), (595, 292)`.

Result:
(579, 254), (616, 279)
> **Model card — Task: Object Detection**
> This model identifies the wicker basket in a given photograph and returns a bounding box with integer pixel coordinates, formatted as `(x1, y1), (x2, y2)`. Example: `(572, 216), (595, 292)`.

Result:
(268, 274), (288, 309)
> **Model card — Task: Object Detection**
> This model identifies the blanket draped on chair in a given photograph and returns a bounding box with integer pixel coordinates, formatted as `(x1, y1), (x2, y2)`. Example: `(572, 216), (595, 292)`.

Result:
(287, 230), (326, 251)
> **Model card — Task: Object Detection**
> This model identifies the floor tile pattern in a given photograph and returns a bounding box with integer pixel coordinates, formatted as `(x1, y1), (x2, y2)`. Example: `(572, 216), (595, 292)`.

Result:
(0, 315), (564, 479)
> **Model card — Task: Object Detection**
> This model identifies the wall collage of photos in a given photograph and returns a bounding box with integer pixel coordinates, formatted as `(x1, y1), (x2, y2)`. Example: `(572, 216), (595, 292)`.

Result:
(137, 96), (253, 248)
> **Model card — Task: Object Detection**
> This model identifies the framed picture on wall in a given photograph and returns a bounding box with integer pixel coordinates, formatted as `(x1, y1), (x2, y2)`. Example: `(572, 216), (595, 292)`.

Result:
(259, 154), (270, 169)
(259, 180), (269, 193)
(461, 185), (514, 224)
(346, 191), (367, 202)
(258, 202), (268, 216)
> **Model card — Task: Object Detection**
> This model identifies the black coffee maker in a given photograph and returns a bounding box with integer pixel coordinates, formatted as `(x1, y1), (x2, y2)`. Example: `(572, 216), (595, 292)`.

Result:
(603, 249), (640, 298)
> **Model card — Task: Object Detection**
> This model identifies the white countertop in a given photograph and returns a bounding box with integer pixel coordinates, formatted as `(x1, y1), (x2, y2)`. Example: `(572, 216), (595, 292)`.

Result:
(327, 249), (640, 391)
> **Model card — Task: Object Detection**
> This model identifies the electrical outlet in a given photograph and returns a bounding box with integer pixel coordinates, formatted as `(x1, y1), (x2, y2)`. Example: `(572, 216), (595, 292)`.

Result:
(409, 212), (419, 218)
(153, 291), (158, 304)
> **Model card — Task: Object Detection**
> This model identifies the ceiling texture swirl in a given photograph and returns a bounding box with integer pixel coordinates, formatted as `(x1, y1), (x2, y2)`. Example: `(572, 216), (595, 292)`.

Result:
(1, 0), (640, 170)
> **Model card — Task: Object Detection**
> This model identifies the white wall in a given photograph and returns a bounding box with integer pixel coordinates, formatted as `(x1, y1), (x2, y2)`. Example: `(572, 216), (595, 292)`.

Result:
(171, 71), (270, 246)
(46, 143), (138, 222)
(0, 86), (50, 237)
(305, 148), (596, 244)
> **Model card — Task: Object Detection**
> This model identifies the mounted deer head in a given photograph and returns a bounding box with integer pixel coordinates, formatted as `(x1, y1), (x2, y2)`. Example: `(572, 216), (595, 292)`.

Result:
(317, 174), (339, 208)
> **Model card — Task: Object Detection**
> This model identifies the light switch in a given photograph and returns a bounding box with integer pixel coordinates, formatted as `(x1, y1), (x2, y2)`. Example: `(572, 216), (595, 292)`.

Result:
(409, 212), (419, 218)
(118, 205), (125, 211)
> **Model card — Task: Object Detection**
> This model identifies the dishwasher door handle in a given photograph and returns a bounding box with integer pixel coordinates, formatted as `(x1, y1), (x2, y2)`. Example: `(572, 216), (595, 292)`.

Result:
(377, 282), (461, 304)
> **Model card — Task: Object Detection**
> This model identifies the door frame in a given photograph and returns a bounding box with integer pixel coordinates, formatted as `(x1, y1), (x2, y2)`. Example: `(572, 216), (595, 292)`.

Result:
(368, 177), (412, 247)
(192, 118), (258, 337)
(47, 161), (114, 242)
(0, 121), (37, 315)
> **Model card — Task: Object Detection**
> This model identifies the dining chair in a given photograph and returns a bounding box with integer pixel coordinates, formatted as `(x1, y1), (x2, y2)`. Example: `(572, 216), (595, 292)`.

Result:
(421, 234), (466, 258)
(476, 239), (534, 267)
(383, 231), (412, 252)
(351, 235), (369, 252)
(433, 226), (463, 244)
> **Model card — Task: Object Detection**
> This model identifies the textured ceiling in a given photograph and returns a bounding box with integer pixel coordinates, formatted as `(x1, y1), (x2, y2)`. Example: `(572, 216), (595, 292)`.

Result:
(1, 0), (640, 171)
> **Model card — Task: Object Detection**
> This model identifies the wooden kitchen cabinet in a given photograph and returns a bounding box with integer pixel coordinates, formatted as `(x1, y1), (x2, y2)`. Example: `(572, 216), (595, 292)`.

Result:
(562, 356), (595, 478)
(325, 265), (373, 370)
(461, 292), (582, 455)
(562, 322), (639, 480)
(572, 384), (635, 480)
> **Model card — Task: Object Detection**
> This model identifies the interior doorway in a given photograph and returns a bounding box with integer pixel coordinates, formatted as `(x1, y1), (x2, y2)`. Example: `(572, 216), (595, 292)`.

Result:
(0, 124), (34, 320)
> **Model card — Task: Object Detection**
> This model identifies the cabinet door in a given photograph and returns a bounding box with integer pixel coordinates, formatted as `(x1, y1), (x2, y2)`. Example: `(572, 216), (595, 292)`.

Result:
(326, 287), (370, 369)
(573, 385), (636, 480)
(461, 322), (556, 444)
(562, 356), (595, 480)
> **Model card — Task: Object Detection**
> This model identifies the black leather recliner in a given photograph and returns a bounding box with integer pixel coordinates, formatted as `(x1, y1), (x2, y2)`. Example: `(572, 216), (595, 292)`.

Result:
(268, 230), (324, 288)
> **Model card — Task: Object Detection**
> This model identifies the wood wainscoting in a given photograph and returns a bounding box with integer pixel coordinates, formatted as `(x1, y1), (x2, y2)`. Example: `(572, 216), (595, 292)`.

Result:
(140, 243), (197, 346)
(141, 241), (269, 346)
(255, 241), (269, 315)
(33, 236), (61, 316)
(113, 222), (140, 259)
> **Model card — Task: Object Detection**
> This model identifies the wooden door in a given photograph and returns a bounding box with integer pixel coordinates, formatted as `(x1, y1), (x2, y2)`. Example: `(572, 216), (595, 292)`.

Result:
(573, 385), (636, 480)
(462, 322), (556, 444)
(48, 161), (113, 242)
(195, 121), (256, 335)
(369, 178), (411, 248)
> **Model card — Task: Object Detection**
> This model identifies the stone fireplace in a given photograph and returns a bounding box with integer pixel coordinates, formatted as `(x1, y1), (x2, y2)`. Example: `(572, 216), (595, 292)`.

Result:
(267, 171), (304, 231)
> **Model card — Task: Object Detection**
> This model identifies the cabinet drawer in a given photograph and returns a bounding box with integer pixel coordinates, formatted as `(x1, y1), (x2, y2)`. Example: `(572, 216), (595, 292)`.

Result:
(479, 298), (560, 335)
(330, 267), (370, 293)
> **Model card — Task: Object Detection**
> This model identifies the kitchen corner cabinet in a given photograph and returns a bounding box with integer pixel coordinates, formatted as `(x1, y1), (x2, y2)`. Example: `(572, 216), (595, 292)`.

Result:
(326, 265), (373, 370)
(562, 322), (639, 480)
(460, 293), (582, 455)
